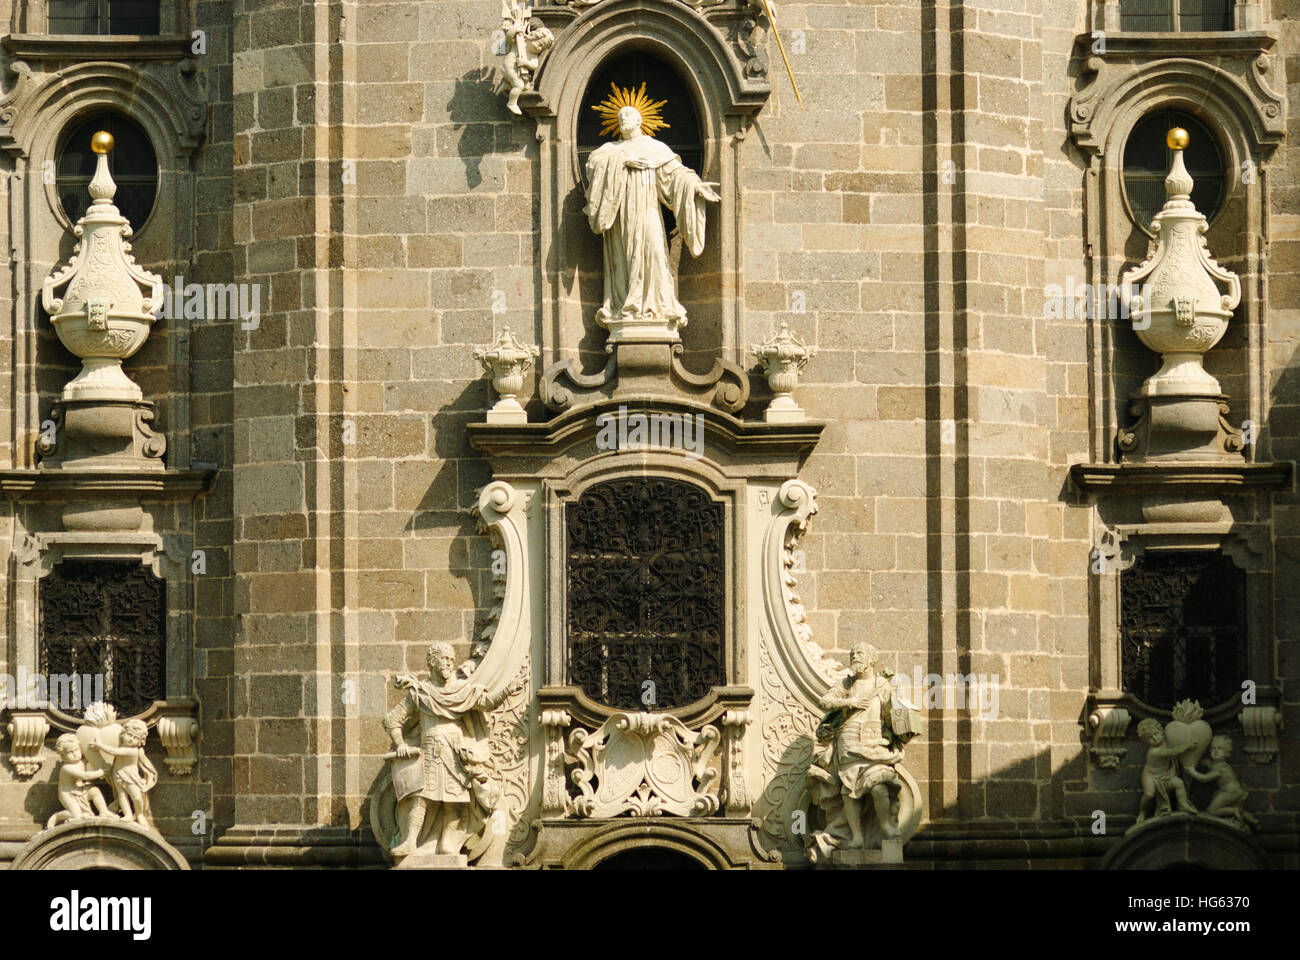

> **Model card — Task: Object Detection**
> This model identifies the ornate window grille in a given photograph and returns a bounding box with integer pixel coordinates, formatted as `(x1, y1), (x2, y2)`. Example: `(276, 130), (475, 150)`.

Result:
(566, 478), (725, 709)
(1119, 0), (1232, 31)
(55, 111), (159, 230)
(38, 558), (166, 717)
(1120, 551), (1246, 710)
(47, 0), (161, 34)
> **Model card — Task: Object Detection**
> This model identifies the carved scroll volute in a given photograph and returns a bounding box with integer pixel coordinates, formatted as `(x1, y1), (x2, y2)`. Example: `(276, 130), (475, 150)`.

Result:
(6, 713), (50, 777)
(721, 709), (750, 816)
(761, 479), (836, 710)
(540, 709), (571, 818)
(469, 481), (532, 699)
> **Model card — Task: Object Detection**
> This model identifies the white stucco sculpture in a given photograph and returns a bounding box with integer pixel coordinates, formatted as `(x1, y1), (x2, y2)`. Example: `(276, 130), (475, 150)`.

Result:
(805, 642), (920, 860)
(584, 84), (720, 343)
(47, 733), (112, 828)
(381, 643), (516, 863)
(499, 0), (554, 115)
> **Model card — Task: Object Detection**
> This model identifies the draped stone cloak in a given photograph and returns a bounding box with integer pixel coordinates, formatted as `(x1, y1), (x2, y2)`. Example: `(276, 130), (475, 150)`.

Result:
(584, 133), (710, 330)
(383, 676), (488, 805)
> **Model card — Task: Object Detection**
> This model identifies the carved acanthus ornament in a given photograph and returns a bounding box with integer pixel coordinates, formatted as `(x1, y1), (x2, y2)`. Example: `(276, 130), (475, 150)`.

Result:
(564, 712), (721, 818)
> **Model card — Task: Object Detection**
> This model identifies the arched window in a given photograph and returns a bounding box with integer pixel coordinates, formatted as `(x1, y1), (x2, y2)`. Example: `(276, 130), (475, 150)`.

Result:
(56, 111), (158, 229)
(48, 0), (161, 34)
(1119, 0), (1232, 31)
(566, 477), (725, 709)
(1122, 109), (1225, 232)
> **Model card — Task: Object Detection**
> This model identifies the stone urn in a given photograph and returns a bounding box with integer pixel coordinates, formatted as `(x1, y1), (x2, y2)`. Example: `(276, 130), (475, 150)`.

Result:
(474, 327), (539, 424)
(1121, 128), (1240, 397)
(42, 131), (165, 402)
(751, 320), (816, 423)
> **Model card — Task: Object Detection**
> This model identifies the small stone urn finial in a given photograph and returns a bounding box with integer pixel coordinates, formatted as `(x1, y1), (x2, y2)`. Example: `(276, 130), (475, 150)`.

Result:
(41, 130), (165, 402)
(751, 321), (816, 423)
(474, 327), (539, 424)
(1120, 127), (1241, 397)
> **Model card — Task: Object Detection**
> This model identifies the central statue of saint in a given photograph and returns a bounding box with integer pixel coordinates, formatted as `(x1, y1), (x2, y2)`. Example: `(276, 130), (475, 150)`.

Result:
(584, 86), (720, 341)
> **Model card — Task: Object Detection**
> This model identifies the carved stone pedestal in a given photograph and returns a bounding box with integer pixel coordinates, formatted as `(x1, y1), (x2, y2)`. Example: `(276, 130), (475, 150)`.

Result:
(812, 839), (904, 868)
(1118, 394), (1243, 462)
(395, 851), (469, 870)
(37, 399), (167, 470)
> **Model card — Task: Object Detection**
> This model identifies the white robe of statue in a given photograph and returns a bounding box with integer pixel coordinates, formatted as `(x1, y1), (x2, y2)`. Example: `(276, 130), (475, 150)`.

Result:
(584, 106), (719, 338)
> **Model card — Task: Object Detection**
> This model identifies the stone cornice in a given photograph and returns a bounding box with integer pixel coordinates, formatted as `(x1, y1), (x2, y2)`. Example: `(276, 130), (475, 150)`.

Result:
(1072, 30), (1277, 60)
(1068, 461), (1293, 495)
(1, 34), (195, 62)
(0, 467), (215, 501)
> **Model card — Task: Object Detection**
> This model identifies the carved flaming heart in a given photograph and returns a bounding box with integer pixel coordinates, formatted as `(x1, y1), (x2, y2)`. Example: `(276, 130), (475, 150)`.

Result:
(1163, 699), (1212, 773)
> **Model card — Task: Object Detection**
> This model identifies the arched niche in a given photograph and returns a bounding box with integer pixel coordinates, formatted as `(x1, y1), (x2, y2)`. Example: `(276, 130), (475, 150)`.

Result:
(1102, 816), (1272, 870)
(0, 58), (206, 469)
(1067, 54), (1282, 465)
(520, 0), (769, 383)
(10, 820), (191, 870)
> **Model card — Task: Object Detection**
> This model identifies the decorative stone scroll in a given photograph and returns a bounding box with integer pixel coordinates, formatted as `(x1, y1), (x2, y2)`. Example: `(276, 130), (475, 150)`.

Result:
(5, 712), (50, 777)
(1238, 706), (1282, 764)
(564, 712), (721, 818)
(1088, 704), (1132, 769)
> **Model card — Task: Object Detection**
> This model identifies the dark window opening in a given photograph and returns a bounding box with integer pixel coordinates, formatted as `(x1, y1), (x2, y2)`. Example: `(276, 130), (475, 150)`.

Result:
(39, 558), (166, 718)
(1120, 551), (1246, 711)
(48, 0), (161, 34)
(1122, 109), (1225, 232)
(56, 112), (158, 230)
(566, 477), (725, 710)
(1119, 0), (1232, 31)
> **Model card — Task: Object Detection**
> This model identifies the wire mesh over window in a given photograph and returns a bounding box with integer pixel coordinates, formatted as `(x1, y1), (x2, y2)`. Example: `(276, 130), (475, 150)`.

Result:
(56, 112), (158, 230)
(1120, 551), (1246, 711)
(566, 478), (725, 710)
(48, 0), (160, 34)
(1122, 109), (1225, 232)
(39, 558), (166, 718)
(1119, 0), (1232, 31)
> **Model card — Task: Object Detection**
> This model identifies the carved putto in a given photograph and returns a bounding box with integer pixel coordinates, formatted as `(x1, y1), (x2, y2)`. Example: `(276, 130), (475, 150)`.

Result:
(47, 702), (159, 832)
(805, 643), (921, 862)
(41, 131), (165, 402)
(379, 643), (517, 865)
(499, 0), (554, 115)
(1129, 700), (1257, 834)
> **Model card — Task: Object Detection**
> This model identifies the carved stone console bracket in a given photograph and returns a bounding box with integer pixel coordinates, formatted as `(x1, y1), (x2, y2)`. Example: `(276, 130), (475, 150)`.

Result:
(540, 343), (749, 414)
(5, 711), (51, 777)
(1239, 706), (1282, 764)
(151, 700), (200, 776)
(1070, 461), (1293, 524)
(1088, 704), (1132, 768)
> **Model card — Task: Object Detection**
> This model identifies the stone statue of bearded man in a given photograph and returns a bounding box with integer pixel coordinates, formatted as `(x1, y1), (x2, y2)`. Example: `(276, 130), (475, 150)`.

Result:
(583, 104), (720, 342)
(382, 642), (507, 861)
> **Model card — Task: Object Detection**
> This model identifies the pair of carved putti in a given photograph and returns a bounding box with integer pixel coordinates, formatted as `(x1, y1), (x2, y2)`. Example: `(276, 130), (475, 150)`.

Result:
(1131, 700), (1257, 834)
(49, 702), (159, 832)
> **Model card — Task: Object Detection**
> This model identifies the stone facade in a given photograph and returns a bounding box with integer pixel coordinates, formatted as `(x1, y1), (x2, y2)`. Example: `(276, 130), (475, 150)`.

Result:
(0, 0), (1296, 870)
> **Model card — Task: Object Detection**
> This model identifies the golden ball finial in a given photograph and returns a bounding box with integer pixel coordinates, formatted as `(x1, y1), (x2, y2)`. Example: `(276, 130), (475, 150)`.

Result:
(1166, 127), (1189, 151)
(90, 131), (114, 155)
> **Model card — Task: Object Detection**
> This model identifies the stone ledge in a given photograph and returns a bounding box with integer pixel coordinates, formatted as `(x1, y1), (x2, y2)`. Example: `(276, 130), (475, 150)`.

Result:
(1073, 30), (1277, 59)
(204, 825), (388, 869)
(1068, 461), (1293, 495)
(0, 467), (215, 501)
(1, 34), (195, 62)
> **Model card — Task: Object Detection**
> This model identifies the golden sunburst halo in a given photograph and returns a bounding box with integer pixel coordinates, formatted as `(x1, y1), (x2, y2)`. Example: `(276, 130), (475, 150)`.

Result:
(592, 82), (669, 138)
